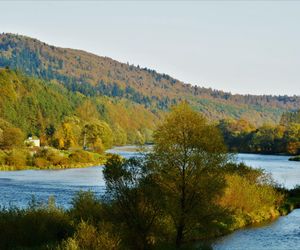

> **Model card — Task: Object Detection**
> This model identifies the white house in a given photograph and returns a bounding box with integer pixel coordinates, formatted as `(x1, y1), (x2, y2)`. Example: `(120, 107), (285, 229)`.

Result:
(25, 137), (40, 147)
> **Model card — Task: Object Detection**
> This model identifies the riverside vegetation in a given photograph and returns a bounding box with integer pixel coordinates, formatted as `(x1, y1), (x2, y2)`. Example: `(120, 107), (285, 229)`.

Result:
(0, 68), (160, 170)
(2, 34), (300, 170)
(0, 103), (296, 250)
(2, 67), (300, 170)
(218, 109), (300, 156)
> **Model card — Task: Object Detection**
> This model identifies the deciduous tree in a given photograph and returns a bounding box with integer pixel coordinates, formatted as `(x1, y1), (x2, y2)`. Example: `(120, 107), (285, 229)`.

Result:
(149, 103), (229, 247)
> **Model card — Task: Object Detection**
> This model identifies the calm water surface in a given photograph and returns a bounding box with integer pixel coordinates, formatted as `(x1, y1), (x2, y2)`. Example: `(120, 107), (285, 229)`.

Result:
(0, 146), (140, 208)
(237, 153), (300, 189)
(213, 209), (300, 250)
(1, 148), (300, 249)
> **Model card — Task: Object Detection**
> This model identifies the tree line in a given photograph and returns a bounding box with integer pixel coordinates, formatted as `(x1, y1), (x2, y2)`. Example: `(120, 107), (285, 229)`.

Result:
(218, 110), (300, 155)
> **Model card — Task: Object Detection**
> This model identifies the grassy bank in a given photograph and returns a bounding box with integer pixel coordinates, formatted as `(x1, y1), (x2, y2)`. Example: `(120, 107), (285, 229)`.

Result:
(0, 147), (107, 171)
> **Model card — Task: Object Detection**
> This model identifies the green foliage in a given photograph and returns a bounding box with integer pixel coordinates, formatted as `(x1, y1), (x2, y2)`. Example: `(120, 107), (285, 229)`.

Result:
(59, 221), (120, 250)
(76, 100), (99, 122)
(0, 40), (294, 247)
(0, 202), (73, 249)
(104, 155), (163, 249)
(220, 163), (284, 229)
(0, 68), (79, 136)
(219, 109), (300, 155)
(112, 124), (127, 146)
(34, 156), (49, 168)
(0, 146), (105, 170)
(280, 109), (300, 126)
(149, 103), (229, 247)
(33, 148), (69, 167)
(5, 148), (28, 168)
(69, 150), (95, 164)
(69, 191), (103, 225)
(82, 121), (113, 152)
(0, 126), (25, 149)
(99, 104), (284, 248)
(0, 150), (6, 165)
(0, 68), (161, 151)
(1, 33), (299, 126)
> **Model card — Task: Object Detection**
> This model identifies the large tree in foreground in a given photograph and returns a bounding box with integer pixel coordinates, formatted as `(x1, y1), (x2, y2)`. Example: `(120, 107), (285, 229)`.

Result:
(103, 155), (162, 249)
(149, 102), (229, 247)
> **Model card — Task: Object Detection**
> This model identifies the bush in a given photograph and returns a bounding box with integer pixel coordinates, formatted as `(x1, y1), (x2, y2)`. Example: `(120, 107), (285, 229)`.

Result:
(5, 149), (28, 168)
(47, 150), (69, 166)
(69, 150), (95, 164)
(60, 221), (120, 250)
(34, 148), (70, 167)
(0, 127), (25, 149)
(0, 205), (73, 249)
(69, 191), (103, 224)
(219, 172), (284, 228)
(0, 150), (6, 165)
(34, 157), (49, 168)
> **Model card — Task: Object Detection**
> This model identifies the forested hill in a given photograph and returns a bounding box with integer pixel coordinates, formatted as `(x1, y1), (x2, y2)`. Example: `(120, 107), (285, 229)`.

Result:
(1, 33), (300, 125)
(0, 68), (160, 145)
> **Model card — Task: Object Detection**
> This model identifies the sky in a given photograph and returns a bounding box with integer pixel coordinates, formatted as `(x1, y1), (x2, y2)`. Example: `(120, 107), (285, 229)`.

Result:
(0, 1), (300, 95)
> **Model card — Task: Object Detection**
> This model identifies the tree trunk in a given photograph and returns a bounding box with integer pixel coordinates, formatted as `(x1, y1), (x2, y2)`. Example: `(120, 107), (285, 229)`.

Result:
(176, 224), (184, 248)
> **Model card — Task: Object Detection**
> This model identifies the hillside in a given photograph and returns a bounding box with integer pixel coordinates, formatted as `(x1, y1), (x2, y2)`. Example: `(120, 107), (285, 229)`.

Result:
(1, 33), (300, 125)
(0, 68), (161, 145)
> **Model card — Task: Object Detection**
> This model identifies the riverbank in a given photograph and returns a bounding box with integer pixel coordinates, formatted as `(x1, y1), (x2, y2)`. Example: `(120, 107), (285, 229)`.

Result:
(0, 147), (107, 171)
(0, 161), (104, 171)
(0, 144), (152, 171)
(203, 185), (300, 248)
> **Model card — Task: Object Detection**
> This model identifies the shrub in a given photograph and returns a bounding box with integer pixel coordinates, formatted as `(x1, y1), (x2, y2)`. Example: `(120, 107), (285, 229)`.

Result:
(0, 206), (73, 249)
(34, 157), (49, 168)
(0, 127), (25, 149)
(69, 191), (103, 224)
(69, 150), (95, 164)
(60, 221), (120, 250)
(0, 150), (6, 165)
(59, 237), (79, 250)
(35, 148), (70, 167)
(219, 172), (284, 228)
(46, 150), (68, 166)
(5, 149), (27, 168)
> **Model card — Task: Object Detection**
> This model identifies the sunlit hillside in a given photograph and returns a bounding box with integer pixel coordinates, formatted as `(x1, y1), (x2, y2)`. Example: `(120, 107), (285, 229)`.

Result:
(1, 33), (300, 125)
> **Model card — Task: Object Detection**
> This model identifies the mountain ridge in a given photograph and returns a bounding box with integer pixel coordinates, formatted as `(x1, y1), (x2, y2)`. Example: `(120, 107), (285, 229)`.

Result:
(1, 33), (299, 125)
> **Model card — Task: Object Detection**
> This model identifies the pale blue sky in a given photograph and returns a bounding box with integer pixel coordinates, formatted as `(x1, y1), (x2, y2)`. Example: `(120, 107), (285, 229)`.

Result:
(1, 1), (300, 95)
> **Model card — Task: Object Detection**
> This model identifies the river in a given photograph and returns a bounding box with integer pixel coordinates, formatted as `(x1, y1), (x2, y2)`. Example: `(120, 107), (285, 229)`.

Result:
(0, 148), (299, 249)
(0, 146), (140, 208)
(213, 209), (300, 250)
